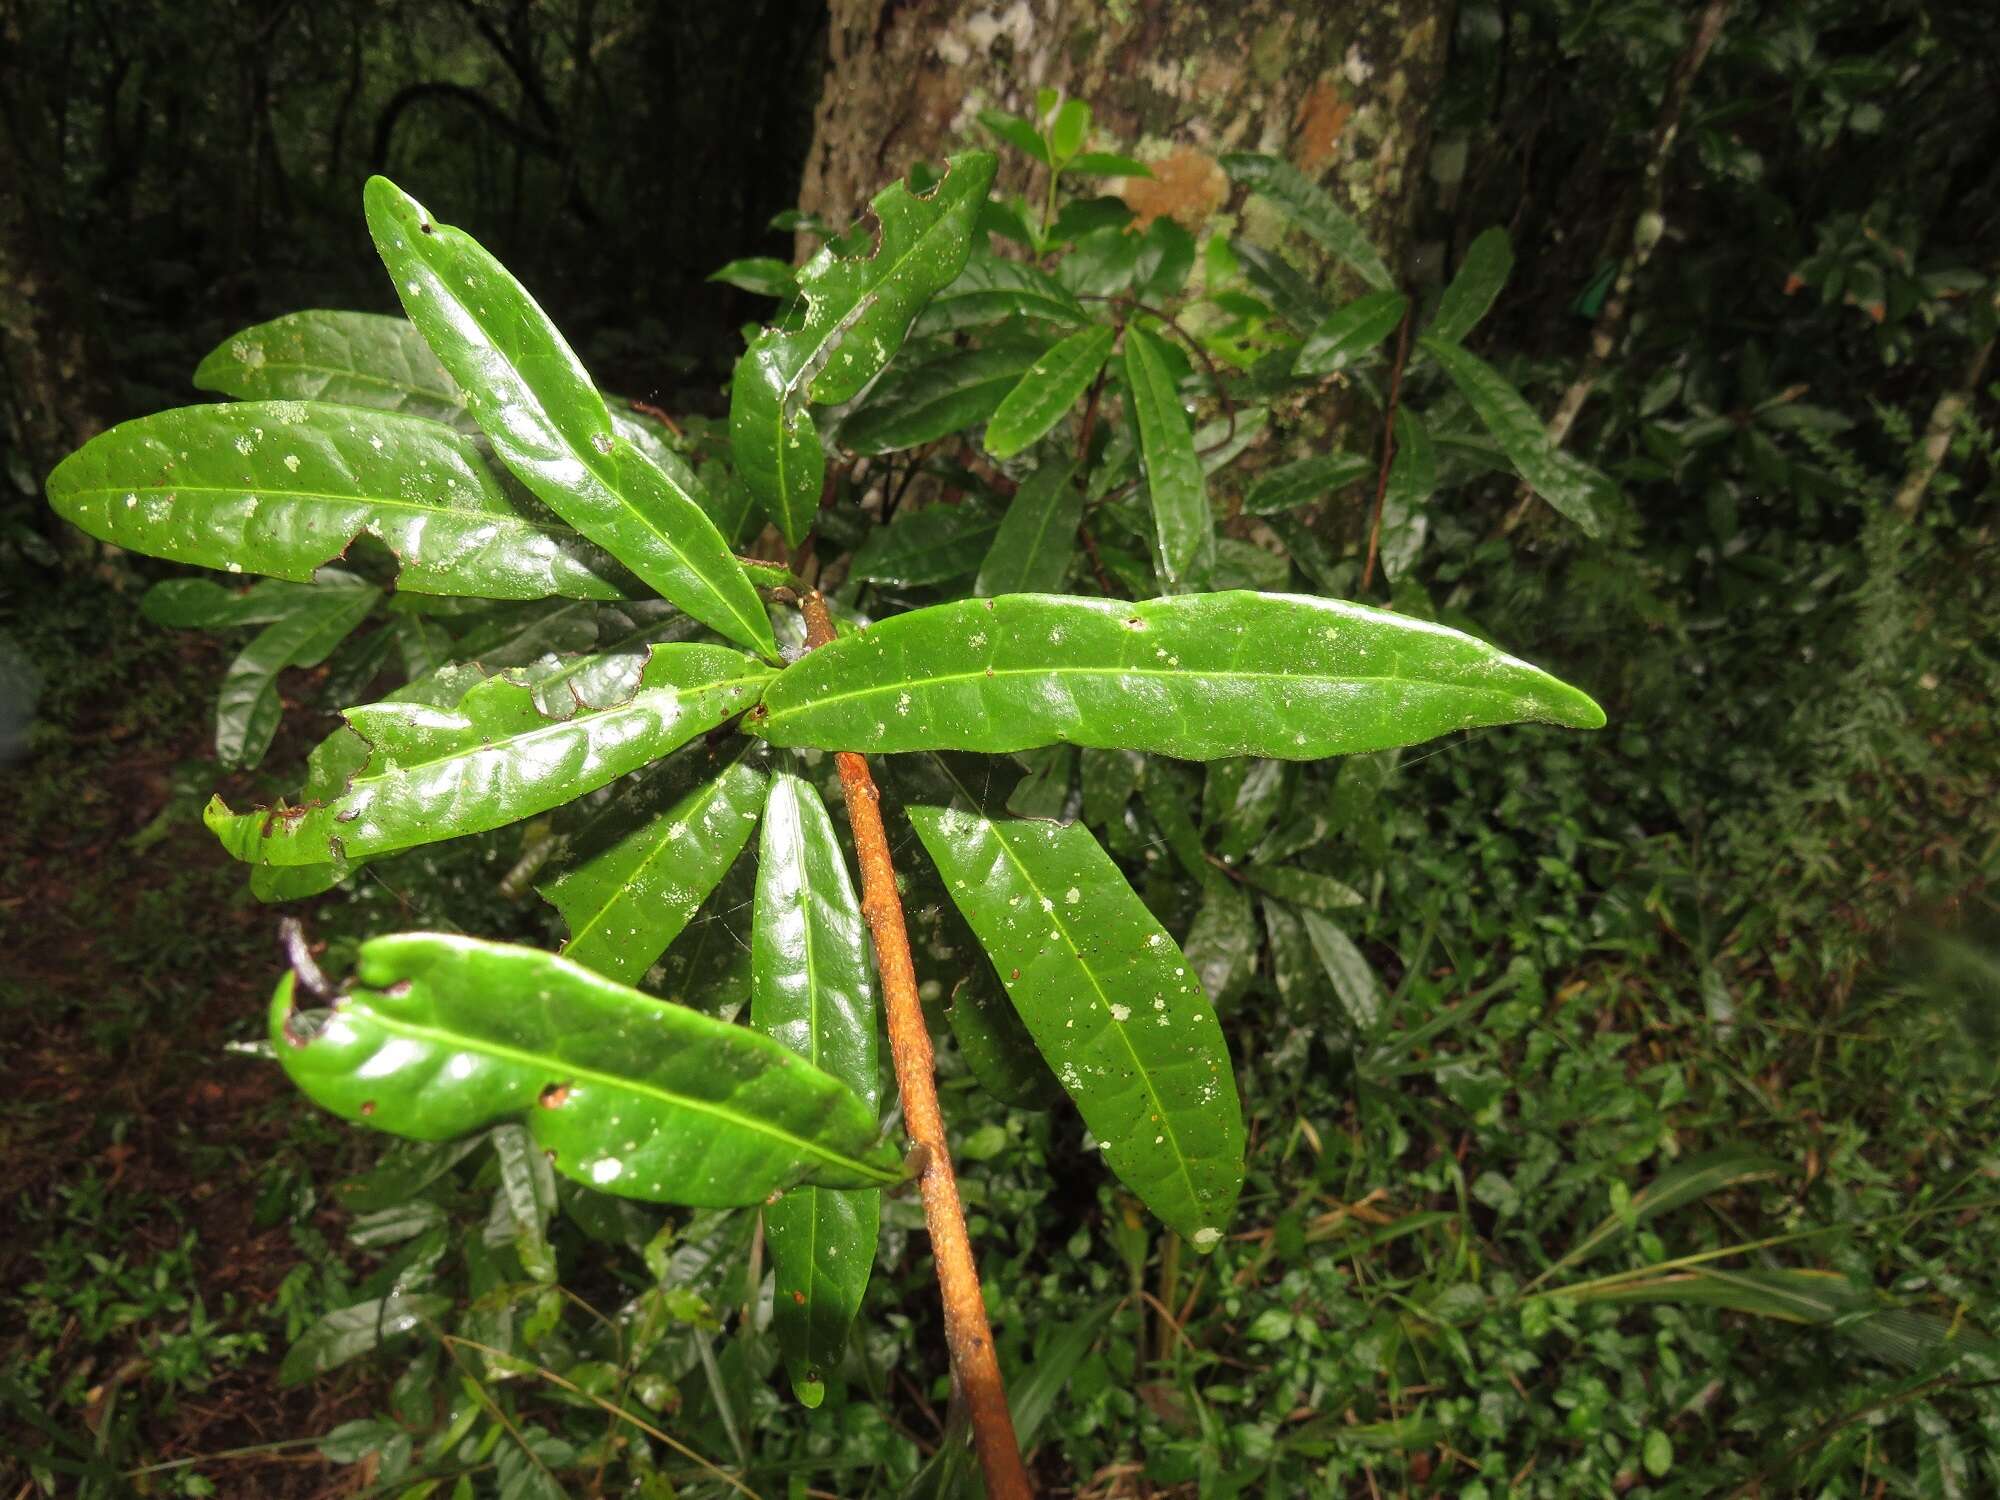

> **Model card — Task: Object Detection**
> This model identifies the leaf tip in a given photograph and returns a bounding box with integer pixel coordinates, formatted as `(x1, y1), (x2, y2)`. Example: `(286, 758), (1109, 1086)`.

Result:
(793, 1375), (826, 1408)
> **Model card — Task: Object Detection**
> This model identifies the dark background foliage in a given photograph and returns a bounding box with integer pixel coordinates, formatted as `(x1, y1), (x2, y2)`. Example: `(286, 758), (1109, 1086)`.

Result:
(3, 1), (1998, 1496)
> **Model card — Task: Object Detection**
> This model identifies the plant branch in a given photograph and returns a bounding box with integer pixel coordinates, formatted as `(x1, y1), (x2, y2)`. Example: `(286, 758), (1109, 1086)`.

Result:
(798, 592), (1033, 1500)
(1892, 285), (1997, 519)
(1360, 306), (1413, 593)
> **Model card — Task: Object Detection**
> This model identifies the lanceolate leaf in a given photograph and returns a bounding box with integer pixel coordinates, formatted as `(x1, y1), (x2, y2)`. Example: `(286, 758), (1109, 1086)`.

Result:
(271, 933), (901, 1203)
(280, 1294), (452, 1387)
(1122, 325), (1210, 588)
(541, 749), (769, 985)
(753, 774), (882, 1408)
(46, 402), (635, 601)
(841, 345), (1044, 455)
(207, 644), (772, 866)
(1298, 908), (1384, 1031)
(1429, 227), (1514, 344)
(1221, 153), (1397, 293)
(975, 458), (1081, 597)
(983, 323), (1116, 460)
(1294, 290), (1408, 377)
(1379, 407), (1435, 581)
(754, 592), (1606, 761)
(1419, 335), (1611, 537)
(849, 505), (999, 587)
(217, 582), (381, 767)
(910, 255), (1088, 336)
(194, 310), (469, 424)
(907, 806), (1244, 1244)
(947, 970), (1064, 1110)
(1241, 452), (1373, 515)
(363, 176), (775, 658)
(730, 151), (997, 544)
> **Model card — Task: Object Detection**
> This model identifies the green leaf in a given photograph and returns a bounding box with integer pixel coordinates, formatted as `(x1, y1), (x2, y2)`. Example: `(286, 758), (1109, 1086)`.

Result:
(1429, 227), (1513, 344)
(707, 257), (798, 299)
(540, 749), (768, 986)
(1419, 335), (1612, 537)
(280, 1294), (452, 1386)
(752, 774), (882, 1407)
(1182, 874), (1257, 1008)
(1379, 407), (1434, 581)
(1067, 152), (1152, 178)
(975, 459), (1081, 597)
(1243, 865), (1363, 913)
(1552, 1152), (1787, 1276)
(1241, 452), (1372, 515)
(1220, 153), (1396, 292)
(1122, 326), (1210, 588)
(908, 807), (1243, 1243)
(194, 310), (469, 425)
(754, 592), (1606, 760)
(730, 152), (997, 544)
(1050, 99), (1091, 162)
(488, 1123), (560, 1283)
(841, 345), (1044, 455)
(946, 970), (1064, 1109)
(1298, 909), (1384, 1031)
(217, 582), (380, 767)
(46, 402), (635, 601)
(208, 643), (772, 866)
(271, 933), (901, 1202)
(983, 324), (1116, 461)
(363, 176), (774, 659)
(978, 110), (1051, 165)
(849, 505), (999, 587)
(1294, 290), (1407, 376)
(910, 256), (1088, 337)
(1235, 243), (1329, 329)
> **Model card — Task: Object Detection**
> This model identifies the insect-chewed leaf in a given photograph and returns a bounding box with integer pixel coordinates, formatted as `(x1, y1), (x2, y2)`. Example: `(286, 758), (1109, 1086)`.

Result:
(363, 177), (775, 658)
(752, 774), (882, 1407)
(194, 310), (471, 425)
(541, 749), (769, 985)
(1122, 325), (1210, 587)
(206, 643), (772, 866)
(46, 402), (636, 600)
(753, 592), (1605, 761)
(270, 933), (901, 1204)
(907, 806), (1243, 1243)
(729, 151), (997, 544)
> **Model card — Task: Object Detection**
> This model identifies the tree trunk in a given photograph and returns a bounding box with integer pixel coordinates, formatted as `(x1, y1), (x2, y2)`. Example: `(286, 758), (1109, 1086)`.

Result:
(798, 0), (1450, 548)
(800, 0), (1448, 291)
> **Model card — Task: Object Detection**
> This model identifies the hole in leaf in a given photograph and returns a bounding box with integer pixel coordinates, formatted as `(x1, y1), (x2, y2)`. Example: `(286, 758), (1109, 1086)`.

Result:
(360, 1100), (376, 1116)
(540, 1082), (572, 1108)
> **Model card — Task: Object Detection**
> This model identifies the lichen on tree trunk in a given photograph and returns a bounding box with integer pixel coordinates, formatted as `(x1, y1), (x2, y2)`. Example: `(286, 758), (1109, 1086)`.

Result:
(798, 0), (1449, 546)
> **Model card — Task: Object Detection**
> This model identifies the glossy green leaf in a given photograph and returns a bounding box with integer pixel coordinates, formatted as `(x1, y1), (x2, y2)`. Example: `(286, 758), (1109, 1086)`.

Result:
(1221, 153), (1396, 292)
(975, 458), (1080, 597)
(1209, 758), (1288, 863)
(217, 581), (380, 767)
(1379, 407), (1434, 581)
(983, 324), (1115, 461)
(1430, 227), (1513, 344)
(1122, 326), (1210, 588)
(849, 505), (999, 587)
(207, 643), (772, 865)
(271, 933), (901, 1202)
(1244, 865), (1363, 912)
(841, 345), (1043, 455)
(910, 255), (1088, 336)
(1241, 452), (1373, 515)
(707, 257), (798, 299)
(752, 774), (882, 1407)
(907, 806), (1243, 1243)
(754, 592), (1606, 761)
(487, 1123), (560, 1283)
(1182, 873), (1256, 1008)
(194, 310), (469, 425)
(363, 177), (774, 658)
(1294, 290), (1408, 376)
(1419, 335), (1611, 537)
(540, 750), (768, 986)
(978, 110), (1050, 165)
(142, 575), (332, 629)
(46, 402), (634, 601)
(946, 971), (1063, 1110)
(280, 1293), (452, 1387)
(730, 152), (996, 544)
(1298, 908), (1384, 1031)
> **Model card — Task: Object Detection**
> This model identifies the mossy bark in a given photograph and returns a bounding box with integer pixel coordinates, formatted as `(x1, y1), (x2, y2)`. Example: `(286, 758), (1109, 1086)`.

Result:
(799, 0), (1450, 547)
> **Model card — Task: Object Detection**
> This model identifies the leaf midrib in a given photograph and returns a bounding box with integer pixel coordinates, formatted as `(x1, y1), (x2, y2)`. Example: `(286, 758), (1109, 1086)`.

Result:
(362, 1003), (897, 1184)
(64, 479), (584, 541)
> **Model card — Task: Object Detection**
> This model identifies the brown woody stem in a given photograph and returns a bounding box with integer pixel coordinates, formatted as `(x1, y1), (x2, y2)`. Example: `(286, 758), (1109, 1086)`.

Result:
(798, 592), (1033, 1500)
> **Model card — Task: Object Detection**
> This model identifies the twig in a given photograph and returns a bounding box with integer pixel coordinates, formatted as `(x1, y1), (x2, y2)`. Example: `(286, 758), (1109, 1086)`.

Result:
(798, 593), (1033, 1500)
(1504, 0), (1733, 532)
(1360, 307), (1413, 593)
(1893, 287), (1997, 518)
(626, 399), (684, 439)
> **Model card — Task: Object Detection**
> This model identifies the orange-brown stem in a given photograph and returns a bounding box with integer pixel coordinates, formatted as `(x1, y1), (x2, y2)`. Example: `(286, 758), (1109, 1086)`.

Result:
(798, 592), (1033, 1500)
